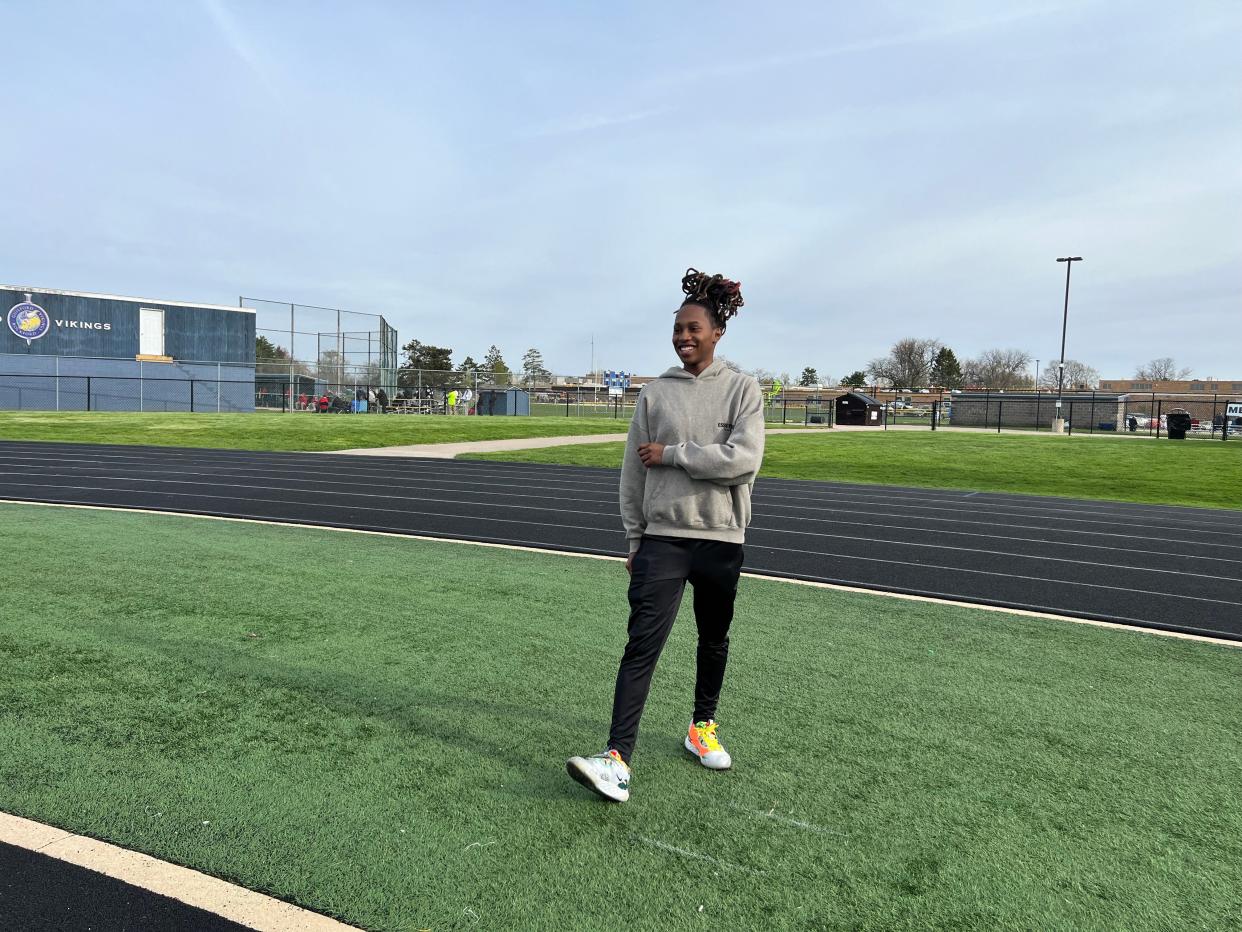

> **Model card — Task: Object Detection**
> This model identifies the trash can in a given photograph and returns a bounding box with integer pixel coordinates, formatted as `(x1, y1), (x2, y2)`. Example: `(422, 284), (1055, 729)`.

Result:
(1166, 410), (1192, 440)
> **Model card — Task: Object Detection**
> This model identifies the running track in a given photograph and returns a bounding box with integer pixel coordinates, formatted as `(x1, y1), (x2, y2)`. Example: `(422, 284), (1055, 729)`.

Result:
(1, 440), (1239, 641)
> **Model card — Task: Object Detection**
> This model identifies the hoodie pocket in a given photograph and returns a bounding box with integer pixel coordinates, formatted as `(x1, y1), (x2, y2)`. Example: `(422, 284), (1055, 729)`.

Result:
(643, 470), (738, 531)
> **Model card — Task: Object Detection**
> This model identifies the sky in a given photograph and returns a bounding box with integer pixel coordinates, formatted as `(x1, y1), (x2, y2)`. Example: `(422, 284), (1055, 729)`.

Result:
(2, 1), (1239, 380)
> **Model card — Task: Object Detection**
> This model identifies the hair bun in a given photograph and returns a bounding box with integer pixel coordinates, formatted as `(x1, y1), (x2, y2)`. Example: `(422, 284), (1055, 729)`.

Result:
(680, 267), (744, 328)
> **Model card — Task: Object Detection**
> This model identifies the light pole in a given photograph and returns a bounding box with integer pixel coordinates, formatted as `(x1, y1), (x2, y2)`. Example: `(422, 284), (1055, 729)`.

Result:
(1054, 256), (1082, 431)
(1035, 358), (1040, 389)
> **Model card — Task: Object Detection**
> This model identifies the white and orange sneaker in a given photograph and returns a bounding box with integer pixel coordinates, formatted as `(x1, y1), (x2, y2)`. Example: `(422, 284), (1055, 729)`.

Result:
(685, 720), (732, 770)
(567, 749), (631, 802)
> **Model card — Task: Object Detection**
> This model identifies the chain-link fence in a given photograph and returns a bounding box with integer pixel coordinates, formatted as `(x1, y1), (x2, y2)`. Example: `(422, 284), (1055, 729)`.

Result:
(3, 355), (1239, 440)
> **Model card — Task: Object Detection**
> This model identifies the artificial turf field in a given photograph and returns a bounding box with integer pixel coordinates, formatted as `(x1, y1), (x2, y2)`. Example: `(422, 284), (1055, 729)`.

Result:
(2, 504), (1239, 930)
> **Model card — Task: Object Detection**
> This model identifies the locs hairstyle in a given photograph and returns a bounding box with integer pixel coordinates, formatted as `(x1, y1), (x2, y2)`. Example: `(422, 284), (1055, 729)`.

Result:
(680, 268), (744, 332)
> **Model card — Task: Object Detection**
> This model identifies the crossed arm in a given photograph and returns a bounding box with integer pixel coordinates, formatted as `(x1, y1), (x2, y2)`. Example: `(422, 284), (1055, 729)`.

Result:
(657, 383), (765, 486)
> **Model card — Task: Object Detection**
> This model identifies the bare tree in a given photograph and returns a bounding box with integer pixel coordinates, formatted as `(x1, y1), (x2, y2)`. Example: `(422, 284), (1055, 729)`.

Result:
(1037, 358), (1100, 390)
(1135, 357), (1192, 381)
(867, 338), (941, 388)
(963, 348), (1032, 390)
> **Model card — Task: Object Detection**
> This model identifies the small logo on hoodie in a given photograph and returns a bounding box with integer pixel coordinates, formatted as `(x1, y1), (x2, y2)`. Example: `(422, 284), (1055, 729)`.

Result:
(718, 421), (734, 430)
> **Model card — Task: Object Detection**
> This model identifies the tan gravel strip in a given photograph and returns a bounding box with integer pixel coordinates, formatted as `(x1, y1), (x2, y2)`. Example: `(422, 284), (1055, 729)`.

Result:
(0, 813), (361, 931)
(329, 426), (828, 457)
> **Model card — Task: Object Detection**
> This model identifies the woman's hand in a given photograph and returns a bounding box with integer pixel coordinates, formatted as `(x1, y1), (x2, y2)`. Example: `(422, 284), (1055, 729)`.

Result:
(637, 442), (666, 467)
(626, 553), (635, 574)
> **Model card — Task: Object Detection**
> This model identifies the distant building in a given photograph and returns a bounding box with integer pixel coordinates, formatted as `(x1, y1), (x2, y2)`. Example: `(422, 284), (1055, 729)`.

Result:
(2, 284), (255, 412)
(1099, 378), (1242, 394)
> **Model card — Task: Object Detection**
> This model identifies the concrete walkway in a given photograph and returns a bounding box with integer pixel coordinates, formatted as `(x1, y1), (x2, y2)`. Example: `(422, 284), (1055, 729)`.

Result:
(331, 427), (829, 458)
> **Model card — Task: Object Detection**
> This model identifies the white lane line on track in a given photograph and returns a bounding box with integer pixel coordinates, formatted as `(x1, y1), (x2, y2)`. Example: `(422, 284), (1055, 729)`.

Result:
(3, 449), (1240, 542)
(0, 812), (361, 931)
(4, 449), (1239, 539)
(6, 465), (1238, 562)
(4, 475), (1240, 588)
(739, 538), (1242, 607)
(3, 492), (1239, 611)
(3, 498), (1237, 648)
(4, 444), (1239, 534)
(4, 444), (1238, 521)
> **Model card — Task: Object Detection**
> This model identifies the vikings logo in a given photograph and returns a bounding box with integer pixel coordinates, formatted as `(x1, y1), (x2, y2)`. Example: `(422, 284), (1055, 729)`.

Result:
(7, 295), (50, 345)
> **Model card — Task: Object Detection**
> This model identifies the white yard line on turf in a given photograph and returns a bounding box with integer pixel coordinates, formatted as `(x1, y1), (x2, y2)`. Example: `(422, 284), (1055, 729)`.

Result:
(1, 499), (1238, 649)
(0, 812), (361, 932)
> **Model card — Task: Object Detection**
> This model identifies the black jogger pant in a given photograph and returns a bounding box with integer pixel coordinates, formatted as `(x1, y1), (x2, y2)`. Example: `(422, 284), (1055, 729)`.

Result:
(607, 535), (745, 764)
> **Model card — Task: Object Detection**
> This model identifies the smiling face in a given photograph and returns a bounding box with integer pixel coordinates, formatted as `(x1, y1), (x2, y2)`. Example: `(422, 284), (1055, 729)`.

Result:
(672, 303), (724, 374)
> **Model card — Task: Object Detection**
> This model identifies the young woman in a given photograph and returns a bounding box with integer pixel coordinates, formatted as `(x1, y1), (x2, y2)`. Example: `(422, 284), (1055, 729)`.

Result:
(568, 268), (765, 802)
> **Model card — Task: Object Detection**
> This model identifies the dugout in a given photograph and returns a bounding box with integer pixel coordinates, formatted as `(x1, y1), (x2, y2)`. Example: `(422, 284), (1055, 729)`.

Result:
(835, 391), (883, 426)
(477, 388), (530, 415)
(255, 372), (316, 409)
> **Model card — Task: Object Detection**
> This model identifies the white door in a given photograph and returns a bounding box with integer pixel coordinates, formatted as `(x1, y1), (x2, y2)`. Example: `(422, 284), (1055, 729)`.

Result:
(139, 308), (164, 355)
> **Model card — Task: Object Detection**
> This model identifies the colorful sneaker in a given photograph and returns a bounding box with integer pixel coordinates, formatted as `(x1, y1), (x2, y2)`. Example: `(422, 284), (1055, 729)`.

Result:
(685, 720), (732, 770)
(567, 749), (631, 802)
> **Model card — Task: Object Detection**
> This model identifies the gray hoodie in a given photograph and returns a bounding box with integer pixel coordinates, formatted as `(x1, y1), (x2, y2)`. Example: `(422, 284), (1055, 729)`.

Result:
(620, 359), (765, 553)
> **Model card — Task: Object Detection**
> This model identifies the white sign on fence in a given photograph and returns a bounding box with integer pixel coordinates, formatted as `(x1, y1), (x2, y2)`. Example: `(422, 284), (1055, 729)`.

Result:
(1227, 402), (1242, 419)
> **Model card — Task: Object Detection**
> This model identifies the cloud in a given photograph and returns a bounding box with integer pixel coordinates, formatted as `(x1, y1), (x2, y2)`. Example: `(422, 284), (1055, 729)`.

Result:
(200, 0), (282, 102)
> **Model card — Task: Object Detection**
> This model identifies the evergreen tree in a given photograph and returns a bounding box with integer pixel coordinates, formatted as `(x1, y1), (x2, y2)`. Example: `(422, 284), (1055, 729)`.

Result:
(483, 345), (511, 386)
(930, 347), (963, 389)
(255, 335), (289, 361)
(798, 366), (819, 387)
(399, 339), (454, 389)
(842, 371), (868, 388)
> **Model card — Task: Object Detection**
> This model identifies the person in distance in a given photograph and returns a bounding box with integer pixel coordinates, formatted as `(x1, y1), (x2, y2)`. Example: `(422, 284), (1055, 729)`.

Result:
(567, 268), (765, 802)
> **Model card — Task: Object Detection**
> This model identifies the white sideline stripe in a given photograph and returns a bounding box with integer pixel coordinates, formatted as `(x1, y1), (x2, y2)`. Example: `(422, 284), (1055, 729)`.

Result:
(1, 499), (1237, 648)
(0, 812), (360, 931)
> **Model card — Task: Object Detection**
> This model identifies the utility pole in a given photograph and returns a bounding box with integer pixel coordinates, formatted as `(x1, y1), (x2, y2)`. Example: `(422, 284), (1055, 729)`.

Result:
(1054, 256), (1082, 432)
(1035, 358), (1040, 388)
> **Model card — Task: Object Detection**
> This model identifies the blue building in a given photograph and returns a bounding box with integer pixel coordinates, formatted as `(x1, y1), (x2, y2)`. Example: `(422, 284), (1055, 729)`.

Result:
(1, 285), (256, 412)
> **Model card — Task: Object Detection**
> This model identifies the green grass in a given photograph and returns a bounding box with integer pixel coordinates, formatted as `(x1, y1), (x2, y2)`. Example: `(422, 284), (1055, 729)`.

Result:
(465, 431), (1242, 510)
(2, 503), (1239, 930)
(0, 411), (629, 452)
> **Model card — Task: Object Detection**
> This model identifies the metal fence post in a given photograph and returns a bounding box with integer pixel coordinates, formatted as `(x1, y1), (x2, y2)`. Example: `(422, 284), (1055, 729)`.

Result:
(997, 399), (1003, 434)
(86, 376), (91, 411)
(190, 379), (195, 412)
(1089, 390), (1096, 434)
(1156, 399), (1163, 439)
(218, 362), (222, 412)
